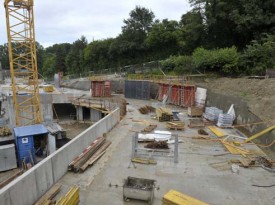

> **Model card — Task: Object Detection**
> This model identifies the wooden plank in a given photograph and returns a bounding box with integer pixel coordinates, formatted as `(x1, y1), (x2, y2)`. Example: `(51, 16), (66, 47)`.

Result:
(208, 126), (225, 137)
(162, 189), (209, 205)
(222, 141), (250, 155)
(34, 184), (61, 205)
(131, 157), (157, 165)
(0, 169), (23, 189)
(79, 141), (111, 172)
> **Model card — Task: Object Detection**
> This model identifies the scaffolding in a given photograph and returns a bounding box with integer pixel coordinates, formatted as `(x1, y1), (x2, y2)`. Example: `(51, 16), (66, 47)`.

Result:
(4, 0), (42, 126)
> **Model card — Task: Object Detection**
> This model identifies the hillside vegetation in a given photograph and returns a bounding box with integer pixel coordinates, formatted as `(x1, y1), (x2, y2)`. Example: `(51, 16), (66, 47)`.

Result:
(0, 1), (274, 78)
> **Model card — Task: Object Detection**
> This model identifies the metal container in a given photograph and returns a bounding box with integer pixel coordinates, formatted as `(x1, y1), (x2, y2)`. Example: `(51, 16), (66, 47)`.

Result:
(123, 176), (155, 204)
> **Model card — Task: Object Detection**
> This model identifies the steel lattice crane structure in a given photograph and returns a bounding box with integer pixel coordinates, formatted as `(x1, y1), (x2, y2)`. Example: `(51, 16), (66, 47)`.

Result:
(4, 0), (42, 126)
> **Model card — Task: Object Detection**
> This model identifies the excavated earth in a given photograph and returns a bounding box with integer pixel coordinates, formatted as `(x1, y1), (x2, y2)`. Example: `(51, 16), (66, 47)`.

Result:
(198, 77), (275, 123)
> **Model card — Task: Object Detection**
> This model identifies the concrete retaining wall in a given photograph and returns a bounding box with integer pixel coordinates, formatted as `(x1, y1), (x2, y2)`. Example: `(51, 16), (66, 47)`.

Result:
(206, 90), (275, 152)
(0, 108), (120, 205)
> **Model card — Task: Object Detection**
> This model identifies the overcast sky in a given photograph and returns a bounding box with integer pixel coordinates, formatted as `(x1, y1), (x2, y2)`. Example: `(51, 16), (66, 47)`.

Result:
(0, 0), (190, 48)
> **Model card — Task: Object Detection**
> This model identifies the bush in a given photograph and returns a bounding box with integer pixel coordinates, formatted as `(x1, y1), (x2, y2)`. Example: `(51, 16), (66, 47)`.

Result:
(160, 55), (194, 75)
(192, 47), (239, 75)
(241, 34), (275, 75)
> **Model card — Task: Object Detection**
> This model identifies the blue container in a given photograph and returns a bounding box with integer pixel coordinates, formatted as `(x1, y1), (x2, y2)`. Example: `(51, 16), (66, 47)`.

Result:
(14, 124), (48, 166)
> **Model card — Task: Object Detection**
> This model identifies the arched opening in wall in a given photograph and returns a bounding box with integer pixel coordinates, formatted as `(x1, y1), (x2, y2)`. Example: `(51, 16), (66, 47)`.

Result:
(83, 107), (91, 121)
(52, 103), (76, 121)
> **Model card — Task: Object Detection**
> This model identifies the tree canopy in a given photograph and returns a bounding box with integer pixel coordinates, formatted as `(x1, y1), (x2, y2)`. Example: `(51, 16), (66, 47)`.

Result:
(0, 3), (274, 78)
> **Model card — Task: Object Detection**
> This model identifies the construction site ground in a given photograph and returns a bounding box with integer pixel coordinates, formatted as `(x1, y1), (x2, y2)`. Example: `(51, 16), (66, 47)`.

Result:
(52, 98), (275, 205)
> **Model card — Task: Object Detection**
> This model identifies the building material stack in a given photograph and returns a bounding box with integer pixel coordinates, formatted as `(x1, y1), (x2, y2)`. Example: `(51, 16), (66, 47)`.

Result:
(68, 137), (111, 173)
(203, 107), (223, 122)
(166, 121), (185, 130)
(156, 108), (173, 122)
(217, 113), (234, 127)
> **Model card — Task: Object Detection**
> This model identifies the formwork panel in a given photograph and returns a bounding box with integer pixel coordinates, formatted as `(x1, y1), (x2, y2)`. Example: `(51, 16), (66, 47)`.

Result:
(125, 80), (150, 100)
(91, 81), (111, 97)
(181, 85), (196, 107)
(170, 85), (181, 105)
(158, 83), (169, 101)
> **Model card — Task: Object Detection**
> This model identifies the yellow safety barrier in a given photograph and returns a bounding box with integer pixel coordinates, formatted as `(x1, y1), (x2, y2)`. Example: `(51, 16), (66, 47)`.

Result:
(56, 186), (79, 205)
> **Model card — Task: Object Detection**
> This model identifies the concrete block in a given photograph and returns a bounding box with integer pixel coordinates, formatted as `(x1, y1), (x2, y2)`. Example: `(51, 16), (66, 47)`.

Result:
(0, 190), (11, 205)
(34, 159), (54, 199)
(9, 171), (38, 205)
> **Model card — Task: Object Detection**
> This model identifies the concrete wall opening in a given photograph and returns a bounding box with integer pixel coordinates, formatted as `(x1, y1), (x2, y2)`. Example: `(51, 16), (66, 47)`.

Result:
(83, 107), (91, 120)
(52, 103), (76, 120)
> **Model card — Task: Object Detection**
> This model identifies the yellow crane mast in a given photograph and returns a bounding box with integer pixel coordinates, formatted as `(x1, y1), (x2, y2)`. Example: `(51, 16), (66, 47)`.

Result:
(4, 0), (42, 126)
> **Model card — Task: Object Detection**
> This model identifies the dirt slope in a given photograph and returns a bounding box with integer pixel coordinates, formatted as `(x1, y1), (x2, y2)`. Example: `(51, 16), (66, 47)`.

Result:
(198, 78), (275, 122)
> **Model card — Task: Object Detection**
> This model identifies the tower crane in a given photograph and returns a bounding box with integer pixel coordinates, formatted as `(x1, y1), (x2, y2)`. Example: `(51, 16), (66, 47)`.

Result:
(4, 0), (42, 126)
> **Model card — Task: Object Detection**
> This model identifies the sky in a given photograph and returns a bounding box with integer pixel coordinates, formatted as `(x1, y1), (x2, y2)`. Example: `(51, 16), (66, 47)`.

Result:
(0, 0), (190, 48)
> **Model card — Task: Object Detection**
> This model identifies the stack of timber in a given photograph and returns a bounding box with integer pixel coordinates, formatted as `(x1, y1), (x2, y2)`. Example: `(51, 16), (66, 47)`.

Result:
(156, 107), (173, 122)
(138, 105), (155, 114)
(34, 184), (61, 205)
(143, 124), (157, 133)
(56, 186), (79, 205)
(68, 137), (111, 173)
(166, 121), (185, 130)
(162, 189), (209, 205)
(188, 106), (203, 117)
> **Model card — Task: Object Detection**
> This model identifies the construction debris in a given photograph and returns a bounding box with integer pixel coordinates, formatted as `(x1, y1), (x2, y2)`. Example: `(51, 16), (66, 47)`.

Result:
(166, 121), (185, 130)
(162, 189), (209, 205)
(156, 107), (173, 122)
(138, 105), (155, 114)
(256, 156), (272, 168)
(68, 137), (111, 173)
(145, 141), (169, 149)
(143, 124), (157, 133)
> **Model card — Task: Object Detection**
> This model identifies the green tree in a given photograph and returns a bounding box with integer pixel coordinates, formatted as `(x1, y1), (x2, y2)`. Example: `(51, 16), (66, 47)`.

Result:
(179, 11), (205, 54)
(84, 38), (114, 73)
(146, 19), (182, 59)
(241, 34), (275, 75)
(66, 36), (88, 74)
(0, 44), (9, 70)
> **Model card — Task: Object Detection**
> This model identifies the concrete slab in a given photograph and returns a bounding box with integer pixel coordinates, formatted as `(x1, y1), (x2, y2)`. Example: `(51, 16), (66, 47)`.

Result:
(56, 99), (275, 205)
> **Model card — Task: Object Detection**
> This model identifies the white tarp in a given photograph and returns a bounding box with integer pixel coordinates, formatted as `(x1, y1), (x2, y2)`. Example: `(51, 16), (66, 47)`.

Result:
(138, 130), (172, 142)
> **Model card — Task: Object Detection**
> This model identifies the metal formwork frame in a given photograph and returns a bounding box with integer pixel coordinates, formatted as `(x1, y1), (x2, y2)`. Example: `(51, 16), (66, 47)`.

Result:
(4, 0), (41, 126)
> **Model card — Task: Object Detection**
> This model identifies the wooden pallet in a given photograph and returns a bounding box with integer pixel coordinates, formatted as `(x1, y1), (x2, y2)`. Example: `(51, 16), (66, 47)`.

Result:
(166, 122), (185, 130)
(156, 107), (173, 122)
